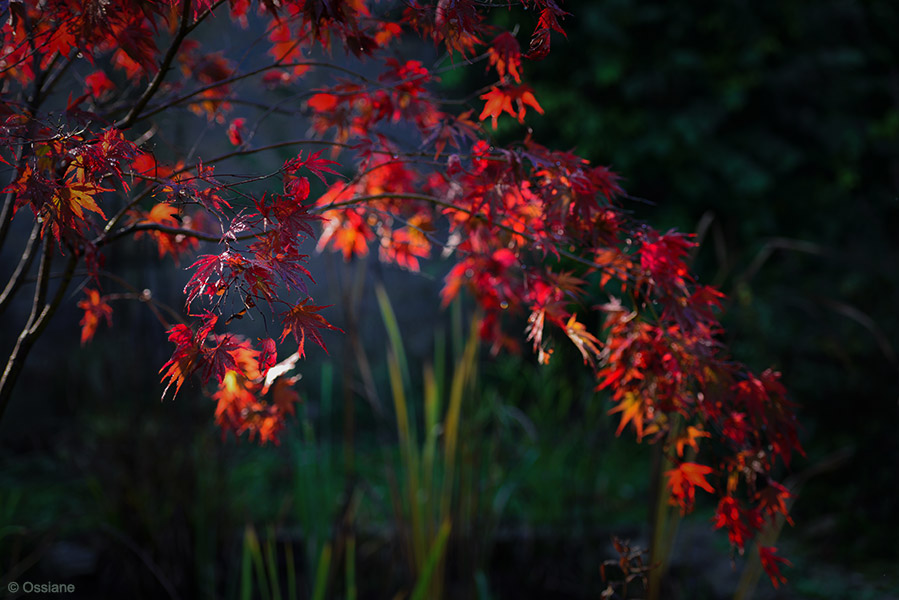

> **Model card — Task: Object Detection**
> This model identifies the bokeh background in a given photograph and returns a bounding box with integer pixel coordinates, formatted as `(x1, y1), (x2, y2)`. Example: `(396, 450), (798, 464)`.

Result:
(2, 1), (898, 598)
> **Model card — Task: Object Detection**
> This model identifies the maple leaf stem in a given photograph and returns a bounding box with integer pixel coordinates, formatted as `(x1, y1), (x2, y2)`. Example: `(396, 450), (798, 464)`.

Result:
(116, 0), (194, 130)
(0, 241), (77, 424)
(0, 221), (41, 317)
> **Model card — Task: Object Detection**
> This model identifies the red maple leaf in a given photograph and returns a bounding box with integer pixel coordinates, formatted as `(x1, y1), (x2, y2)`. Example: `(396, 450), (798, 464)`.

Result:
(84, 71), (115, 99)
(183, 251), (247, 308)
(115, 18), (159, 76)
(755, 481), (794, 525)
(227, 118), (246, 145)
(159, 324), (202, 400)
(488, 32), (522, 83)
(524, 27), (551, 61)
(713, 495), (763, 550)
(308, 93), (340, 112)
(279, 298), (341, 358)
(758, 546), (791, 588)
(284, 150), (341, 184)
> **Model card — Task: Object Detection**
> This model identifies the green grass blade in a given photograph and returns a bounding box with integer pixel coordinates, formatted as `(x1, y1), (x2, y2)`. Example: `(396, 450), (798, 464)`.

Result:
(240, 525), (254, 600)
(422, 363), (439, 535)
(376, 283), (411, 390)
(242, 524), (272, 600)
(388, 348), (425, 568)
(434, 329), (446, 401)
(346, 534), (357, 600)
(310, 543), (332, 600)
(284, 540), (297, 600)
(440, 321), (479, 520)
(265, 526), (282, 600)
(451, 297), (463, 362)
(409, 519), (452, 600)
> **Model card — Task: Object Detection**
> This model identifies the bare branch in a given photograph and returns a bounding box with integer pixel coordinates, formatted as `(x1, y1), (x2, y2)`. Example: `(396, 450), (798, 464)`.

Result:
(0, 221), (41, 317)
(98, 222), (252, 247)
(0, 241), (77, 421)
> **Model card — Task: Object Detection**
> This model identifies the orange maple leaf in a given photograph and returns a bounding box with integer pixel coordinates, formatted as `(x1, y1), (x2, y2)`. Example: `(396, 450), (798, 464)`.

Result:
(564, 313), (602, 368)
(53, 178), (108, 221)
(132, 202), (198, 262)
(609, 391), (647, 440)
(665, 462), (715, 513)
(77, 289), (113, 345)
(478, 85), (544, 129)
(675, 425), (712, 457)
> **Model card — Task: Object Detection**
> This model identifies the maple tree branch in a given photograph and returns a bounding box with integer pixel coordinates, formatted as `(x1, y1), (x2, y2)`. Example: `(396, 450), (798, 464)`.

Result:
(102, 187), (155, 236)
(116, 0), (194, 130)
(0, 118), (32, 254)
(133, 60), (379, 125)
(0, 221), (41, 317)
(97, 222), (248, 247)
(0, 16), (54, 252)
(0, 240), (77, 422)
(222, 98), (302, 115)
(95, 270), (187, 329)
(181, 140), (457, 178)
(200, 138), (351, 167)
(0, 186), (17, 253)
(40, 51), (77, 101)
(30, 231), (54, 320)
(188, 0), (228, 32)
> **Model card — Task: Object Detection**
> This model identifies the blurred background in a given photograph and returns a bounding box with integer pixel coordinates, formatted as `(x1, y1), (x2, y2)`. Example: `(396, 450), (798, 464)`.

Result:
(1, 0), (898, 598)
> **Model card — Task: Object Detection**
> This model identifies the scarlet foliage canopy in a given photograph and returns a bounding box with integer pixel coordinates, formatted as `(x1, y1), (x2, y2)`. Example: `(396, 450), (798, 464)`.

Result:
(0, 0), (800, 587)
